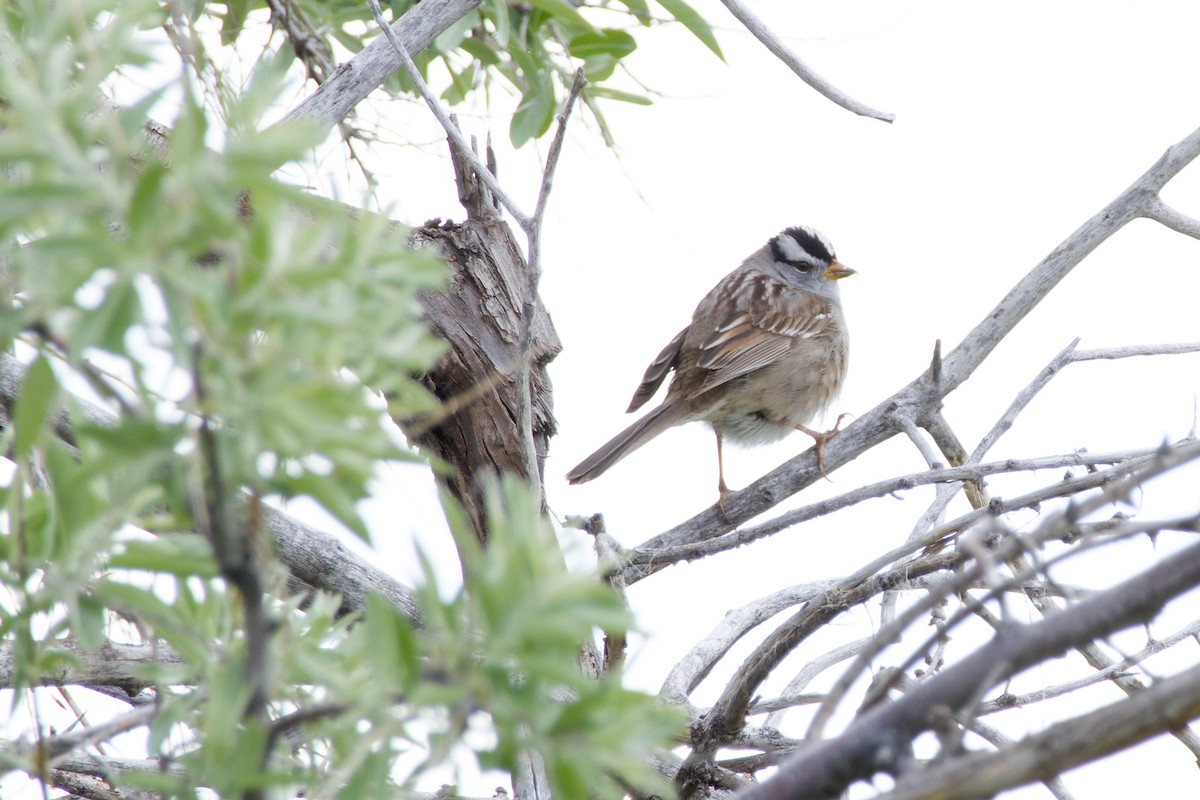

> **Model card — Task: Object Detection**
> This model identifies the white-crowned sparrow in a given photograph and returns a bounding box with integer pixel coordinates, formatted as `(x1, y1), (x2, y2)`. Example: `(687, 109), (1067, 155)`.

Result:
(566, 225), (854, 497)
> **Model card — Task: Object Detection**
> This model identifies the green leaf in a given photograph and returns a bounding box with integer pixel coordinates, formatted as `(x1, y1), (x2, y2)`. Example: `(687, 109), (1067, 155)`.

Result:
(655, 0), (723, 60)
(441, 59), (478, 106)
(228, 46), (301, 133)
(509, 66), (556, 147)
(332, 28), (365, 54)
(488, 0), (512, 49)
(340, 750), (391, 799)
(364, 593), (422, 693)
(568, 29), (637, 81)
(617, 0), (652, 25)
(278, 470), (370, 541)
(219, 0), (252, 45)
(127, 156), (166, 236)
(524, 0), (594, 35)
(13, 355), (58, 461)
(92, 580), (212, 665)
(567, 29), (636, 60)
(586, 86), (654, 106)
(168, 89), (208, 166)
(68, 594), (108, 651)
(459, 36), (501, 66)
(433, 10), (474, 52)
(73, 276), (139, 356)
(111, 534), (220, 579)
(511, 91), (555, 146)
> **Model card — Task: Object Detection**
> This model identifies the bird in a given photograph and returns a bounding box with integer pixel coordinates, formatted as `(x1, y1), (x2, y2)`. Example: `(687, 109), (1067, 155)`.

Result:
(565, 225), (854, 502)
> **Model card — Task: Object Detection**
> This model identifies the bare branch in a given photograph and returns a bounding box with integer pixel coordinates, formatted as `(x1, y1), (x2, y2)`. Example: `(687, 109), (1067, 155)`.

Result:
(0, 638), (182, 693)
(716, 0), (894, 123)
(619, 445), (1173, 584)
(659, 580), (841, 707)
(676, 441), (1200, 791)
(875, 660), (1200, 800)
(282, 0), (482, 131)
(970, 338), (1081, 463)
(895, 413), (942, 468)
(48, 751), (498, 800)
(49, 753), (189, 783)
(519, 69), (588, 501)
(762, 639), (871, 729)
(1140, 194), (1200, 239)
(264, 0), (337, 84)
(740, 474), (1200, 799)
(17, 706), (159, 763)
(979, 617), (1200, 716)
(1072, 341), (1200, 361)
(953, 715), (1076, 800)
(364, 0), (529, 229)
(49, 769), (154, 800)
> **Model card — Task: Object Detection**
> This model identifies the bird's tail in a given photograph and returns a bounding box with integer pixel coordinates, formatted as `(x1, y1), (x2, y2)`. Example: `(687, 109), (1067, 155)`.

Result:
(566, 403), (688, 484)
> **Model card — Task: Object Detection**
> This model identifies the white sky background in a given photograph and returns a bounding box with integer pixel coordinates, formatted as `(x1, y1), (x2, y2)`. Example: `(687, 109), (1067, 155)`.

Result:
(7, 1), (1200, 798)
(352, 1), (1200, 796)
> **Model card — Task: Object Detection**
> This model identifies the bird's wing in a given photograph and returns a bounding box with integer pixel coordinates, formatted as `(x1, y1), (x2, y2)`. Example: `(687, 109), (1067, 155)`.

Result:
(626, 326), (688, 413)
(693, 282), (834, 396)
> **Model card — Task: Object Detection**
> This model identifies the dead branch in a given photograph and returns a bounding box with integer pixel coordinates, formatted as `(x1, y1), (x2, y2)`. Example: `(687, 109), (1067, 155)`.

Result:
(717, 0), (894, 123)
(740, 463), (1200, 799)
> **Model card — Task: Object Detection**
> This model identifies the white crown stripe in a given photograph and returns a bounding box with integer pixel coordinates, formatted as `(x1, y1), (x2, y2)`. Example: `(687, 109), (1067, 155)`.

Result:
(776, 232), (809, 263)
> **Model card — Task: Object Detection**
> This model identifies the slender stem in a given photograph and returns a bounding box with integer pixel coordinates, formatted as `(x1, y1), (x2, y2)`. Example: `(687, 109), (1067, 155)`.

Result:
(364, 0), (531, 231)
(717, 0), (895, 122)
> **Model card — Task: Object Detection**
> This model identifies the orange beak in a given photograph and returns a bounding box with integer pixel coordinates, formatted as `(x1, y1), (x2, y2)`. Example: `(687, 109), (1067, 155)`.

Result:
(823, 261), (856, 281)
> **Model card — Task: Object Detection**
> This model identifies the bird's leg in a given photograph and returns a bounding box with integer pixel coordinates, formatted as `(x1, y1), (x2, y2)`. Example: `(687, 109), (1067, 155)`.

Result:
(788, 413), (850, 477)
(715, 431), (733, 521)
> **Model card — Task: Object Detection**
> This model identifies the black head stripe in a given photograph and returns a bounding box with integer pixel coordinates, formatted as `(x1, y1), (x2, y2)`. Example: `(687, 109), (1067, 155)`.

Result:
(768, 225), (835, 266)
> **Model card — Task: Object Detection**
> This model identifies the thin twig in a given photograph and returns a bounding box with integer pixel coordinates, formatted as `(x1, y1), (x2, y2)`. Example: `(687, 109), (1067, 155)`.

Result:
(970, 338), (1081, 463)
(620, 445), (1174, 584)
(364, 0), (530, 230)
(762, 638), (871, 729)
(517, 69), (588, 497)
(191, 343), (270, 800)
(872, 660), (1200, 800)
(936, 680), (1078, 800)
(658, 578), (841, 707)
(1140, 194), (1200, 239)
(895, 413), (942, 468)
(978, 617), (1200, 716)
(34, 706), (158, 762)
(717, 0), (894, 122)
(739, 443), (1200, 800)
(282, 0), (482, 131)
(1072, 341), (1200, 361)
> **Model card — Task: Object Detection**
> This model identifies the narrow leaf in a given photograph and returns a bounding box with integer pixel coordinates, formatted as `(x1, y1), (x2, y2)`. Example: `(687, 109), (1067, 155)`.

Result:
(524, 0), (594, 34)
(13, 355), (57, 461)
(656, 0), (723, 60)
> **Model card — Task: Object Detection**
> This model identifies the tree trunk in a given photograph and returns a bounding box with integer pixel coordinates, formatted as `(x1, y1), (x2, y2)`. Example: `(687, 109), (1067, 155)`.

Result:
(406, 210), (559, 542)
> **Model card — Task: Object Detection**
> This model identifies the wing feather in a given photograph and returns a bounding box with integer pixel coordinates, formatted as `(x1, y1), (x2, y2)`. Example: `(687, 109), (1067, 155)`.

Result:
(626, 326), (688, 412)
(692, 279), (834, 396)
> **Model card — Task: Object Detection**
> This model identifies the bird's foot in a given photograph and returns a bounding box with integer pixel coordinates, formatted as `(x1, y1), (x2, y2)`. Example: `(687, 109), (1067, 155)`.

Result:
(716, 474), (734, 523)
(790, 414), (850, 478)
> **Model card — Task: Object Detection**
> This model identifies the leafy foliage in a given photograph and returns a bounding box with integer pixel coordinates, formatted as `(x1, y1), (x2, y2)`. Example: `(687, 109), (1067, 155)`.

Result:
(0, 1), (682, 798)
(212, 0), (723, 146)
(360, 478), (682, 799)
(0, 0), (445, 539)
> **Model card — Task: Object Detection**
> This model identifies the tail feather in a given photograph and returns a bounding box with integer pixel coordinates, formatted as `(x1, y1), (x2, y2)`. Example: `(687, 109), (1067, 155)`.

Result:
(566, 403), (687, 484)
